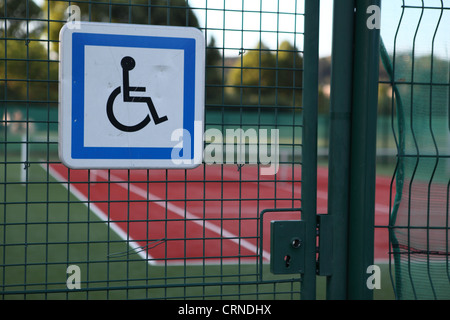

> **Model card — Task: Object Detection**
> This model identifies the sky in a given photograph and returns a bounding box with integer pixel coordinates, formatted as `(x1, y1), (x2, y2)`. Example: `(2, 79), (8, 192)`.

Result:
(380, 0), (450, 60)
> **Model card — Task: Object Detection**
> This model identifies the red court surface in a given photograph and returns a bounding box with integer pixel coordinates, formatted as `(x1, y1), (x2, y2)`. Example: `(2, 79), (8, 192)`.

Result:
(46, 163), (392, 265)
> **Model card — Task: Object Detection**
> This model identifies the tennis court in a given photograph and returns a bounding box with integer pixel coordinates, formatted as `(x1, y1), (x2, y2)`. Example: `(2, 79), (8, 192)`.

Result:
(45, 163), (392, 265)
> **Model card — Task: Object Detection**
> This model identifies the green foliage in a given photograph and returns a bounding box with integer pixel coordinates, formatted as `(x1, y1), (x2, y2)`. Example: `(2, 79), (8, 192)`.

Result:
(0, 1), (57, 102)
(205, 37), (223, 105)
(44, 0), (200, 52)
(0, 39), (58, 102)
(226, 41), (303, 107)
(0, 0), (43, 38)
(1, 1), (310, 109)
(1, 0), (214, 105)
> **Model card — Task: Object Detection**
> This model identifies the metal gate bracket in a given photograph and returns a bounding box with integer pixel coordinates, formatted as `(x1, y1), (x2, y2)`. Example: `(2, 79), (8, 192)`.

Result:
(270, 220), (305, 274)
(270, 215), (333, 276)
(316, 214), (333, 276)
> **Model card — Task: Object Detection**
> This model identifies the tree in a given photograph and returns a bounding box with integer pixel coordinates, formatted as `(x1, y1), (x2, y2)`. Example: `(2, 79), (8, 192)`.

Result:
(227, 40), (303, 107)
(227, 42), (276, 105)
(0, 0), (222, 106)
(0, 0), (57, 102)
(44, 0), (200, 52)
(276, 41), (303, 107)
(205, 37), (223, 105)
(0, 39), (58, 102)
(43, 0), (222, 104)
(0, 0), (43, 39)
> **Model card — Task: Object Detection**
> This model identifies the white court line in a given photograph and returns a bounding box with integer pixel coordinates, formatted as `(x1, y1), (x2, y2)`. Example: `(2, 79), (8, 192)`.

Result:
(221, 165), (391, 215)
(46, 164), (388, 264)
(92, 170), (272, 262)
(43, 165), (157, 265)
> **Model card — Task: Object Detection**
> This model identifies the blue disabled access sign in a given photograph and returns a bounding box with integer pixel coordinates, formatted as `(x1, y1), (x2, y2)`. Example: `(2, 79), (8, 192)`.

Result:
(59, 22), (205, 169)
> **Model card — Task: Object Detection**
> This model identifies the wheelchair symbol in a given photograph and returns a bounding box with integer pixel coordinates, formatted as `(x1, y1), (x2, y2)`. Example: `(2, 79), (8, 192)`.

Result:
(106, 56), (168, 132)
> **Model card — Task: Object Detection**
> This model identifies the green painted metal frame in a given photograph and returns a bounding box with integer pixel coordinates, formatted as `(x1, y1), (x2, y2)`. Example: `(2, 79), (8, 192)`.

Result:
(326, 0), (355, 299)
(348, 0), (381, 300)
(301, 0), (320, 300)
(327, 0), (381, 300)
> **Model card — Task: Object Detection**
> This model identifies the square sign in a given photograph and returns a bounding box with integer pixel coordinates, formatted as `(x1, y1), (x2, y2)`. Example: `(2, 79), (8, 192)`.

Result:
(59, 22), (205, 169)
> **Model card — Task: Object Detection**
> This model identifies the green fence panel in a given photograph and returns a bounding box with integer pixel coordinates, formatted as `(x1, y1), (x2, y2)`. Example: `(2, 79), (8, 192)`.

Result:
(0, 0), (319, 300)
(379, 0), (450, 300)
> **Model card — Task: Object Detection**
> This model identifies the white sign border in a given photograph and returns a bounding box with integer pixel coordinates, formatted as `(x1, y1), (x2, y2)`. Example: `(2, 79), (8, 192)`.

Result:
(59, 22), (205, 169)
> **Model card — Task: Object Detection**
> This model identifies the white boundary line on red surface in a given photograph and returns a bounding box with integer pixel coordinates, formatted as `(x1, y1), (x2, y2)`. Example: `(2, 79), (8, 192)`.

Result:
(92, 169), (272, 262)
(43, 164), (158, 265)
(45, 164), (389, 264)
(221, 165), (391, 216)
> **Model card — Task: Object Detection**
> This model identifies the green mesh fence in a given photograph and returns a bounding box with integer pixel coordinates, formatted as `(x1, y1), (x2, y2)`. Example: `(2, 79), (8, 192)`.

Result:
(0, 0), (319, 300)
(380, 0), (450, 300)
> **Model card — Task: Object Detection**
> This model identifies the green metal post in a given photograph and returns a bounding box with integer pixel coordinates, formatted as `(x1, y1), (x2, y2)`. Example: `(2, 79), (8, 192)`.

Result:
(347, 0), (381, 300)
(326, 0), (355, 300)
(301, 0), (320, 300)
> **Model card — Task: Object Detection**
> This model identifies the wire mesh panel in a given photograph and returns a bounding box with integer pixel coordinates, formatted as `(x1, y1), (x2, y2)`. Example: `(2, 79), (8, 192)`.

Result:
(0, 0), (317, 299)
(380, 0), (450, 300)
